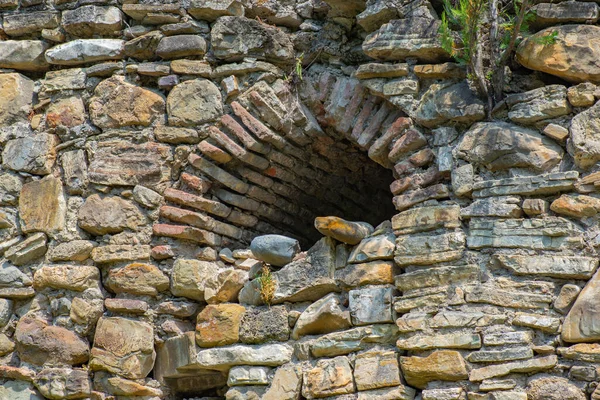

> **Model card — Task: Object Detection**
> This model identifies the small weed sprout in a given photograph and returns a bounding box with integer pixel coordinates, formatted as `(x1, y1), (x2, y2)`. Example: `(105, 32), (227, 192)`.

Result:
(256, 264), (276, 306)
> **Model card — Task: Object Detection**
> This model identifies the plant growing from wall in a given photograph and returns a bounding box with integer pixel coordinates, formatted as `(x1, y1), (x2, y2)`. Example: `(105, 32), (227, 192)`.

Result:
(439, 0), (540, 116)
(256, 264), (276, 306)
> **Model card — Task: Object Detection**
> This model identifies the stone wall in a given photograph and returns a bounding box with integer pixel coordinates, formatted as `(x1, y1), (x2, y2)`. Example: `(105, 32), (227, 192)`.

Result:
(1, 0), (600, 399)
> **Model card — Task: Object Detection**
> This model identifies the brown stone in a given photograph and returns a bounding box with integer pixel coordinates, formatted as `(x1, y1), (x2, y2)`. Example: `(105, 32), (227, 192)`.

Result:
(19, 176), (66, 235)
(15, 315), (90, 366)
(0, 73), (34, 125)
(89, 76), (165, 128)
(33, 265), (100, 292)
(196, 303), (245, 347)
(336, 261), (396, 288)
(90, 317), (155, 379)
(105, 263), (169, 296)
(550, 194), (600, 218)
(45, 96), (86, 128)
(78, 194), (146, 236)
(563, 269), (600, 342)
(400, 350), (468, 389)
(302, 356), (355, 398)
(314, 216), (373, 245)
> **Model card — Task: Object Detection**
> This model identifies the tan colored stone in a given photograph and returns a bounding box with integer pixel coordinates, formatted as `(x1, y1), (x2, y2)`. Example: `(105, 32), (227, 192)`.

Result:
(89, 317), (155, 379)
(33, 265), (101, 292)
(469, 355), (557, 381)
(167, 79), (223, 126)
(527, 377), (585, 400)
(354, 349), (401, 391)
(336, 260), (396, 288)
(291, 293), (351, 339)
(563, 269), (600, 342)
(196, 303), (245, 347)
(263, 363), (303, 400)
(45, 96), (86, 128)
(314, 216), (374, 245)
(400, 350), (469, 389)
(302, 356), (354, 399)
(19, 176), (66, 235)
(517, 25), (600, 83)
(0, 73), (34, 125)
(204, 268), (248, 304)
(551, 194), (600, 218)
(89, 76), (165, 128)
(392, 205), (461, 235)
(0, 333), (15, 356)
(171, 259), (220, 301)
(105, 263), (169, 296)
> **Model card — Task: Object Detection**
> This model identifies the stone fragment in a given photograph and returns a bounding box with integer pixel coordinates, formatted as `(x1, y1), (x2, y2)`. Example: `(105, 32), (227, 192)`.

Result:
(469, 355), (557, 381)
(124, 30), (163, 60)
(250, 234), (300, 266)
(189, 0), (244, 20)
(196, 343), (293, 370)
(156, 35), (207, 59)
(354, 349), (400, 391)
(91, 244), (151, 264)
(457, 121), (563, 171)
(196, 304), (245, 347)
(554, 284), (581, 314)
(5, 233), (47, 266)
(394, 231), (465, 266)
(569, 100), (600, 168)
(228, 366), (270, 386)
(400, 350), (467, 389)
(543, 123), (569, 141)
(397, 333), (481, 351)
(171, 259), (219, 301)
(506, 85), (571, 124)
(33, 265), (100, 292)
(3, 134), (59, 176)
(563, 269), (600, 342)
(473, 171), (578, 198)
(15, 315), (90, 366)
(34, 368), (91, 400)
(19, 177), (65, 237)
(167, 79), (223, 126)
(517, 25), (600, 83)
(355, 63), (409, 79)
(336, 261), (396, 288)
(302, 356), (354, 399)
(349, 287), (393, 325)
(3, 11), (59, 36)
(211, 16), (294, 63)
(89, 317), (155, 379)
(551, 194), (600, 218)
(62, 5), (123, 38)
(0, 73), (34, 125)
(314, 217), (374, 245)
(204, 268), (248, 304)
(240, 305), (289, 344)
(416, 81), (485, 127)
(78, 194), (145, 236)
(0, 381), (43, 400)
(567, 82), (597, 107)
(494, 255), (598, 279)
(0, 40), (49, 71)
(527, 377), (585, 400)
(88, 141), (172, 191)
(292, 293), (351, 339)
(89, 76), (165, 128)
(105, 263), (169, 296)
(311, 324), (398, 357)
(45, 39), (124, 65)
(522, 198), (548, 216)
(105, 298), (148, 314)
(513, 312), (561, 333)
(263, 363), (303, 400)
(362, 2), (446, 62)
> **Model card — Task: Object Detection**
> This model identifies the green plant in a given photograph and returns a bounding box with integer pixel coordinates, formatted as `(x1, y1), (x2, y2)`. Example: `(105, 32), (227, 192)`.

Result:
(534, 30), (558, 45)
(256, 264), (276, 306)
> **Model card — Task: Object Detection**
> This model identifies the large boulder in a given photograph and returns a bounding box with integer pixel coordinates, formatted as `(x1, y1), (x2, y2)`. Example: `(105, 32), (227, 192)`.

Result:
(517, 25), (600, 83)
(211, 16), (294, 63)
(456, 122), (563, 171)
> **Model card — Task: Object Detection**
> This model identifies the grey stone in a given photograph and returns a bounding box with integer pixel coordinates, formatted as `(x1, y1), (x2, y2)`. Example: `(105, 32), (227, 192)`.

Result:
(494, 255), (598, 279)
(5, 233), (47, 266)
(0, 381), (43, 400)
(291, 293), (351, 339)
(467, 347), (534, 363)
(395, 231), (465, 266)
(310, 324), (398, 357)
(211, 16), (294, 63)
(469, 356), (558, 381)
(395, 264), (480, 292)
(570, 99), (600, 168)
(348, 233), (395, 263)
(397, 333), (482, 351)
(349, 287), (393, 325)
(527, 377), (586, 400)
(460, 197), (523, 219)
(506, 85), (571, 124)
(513, 312), (561, 333)
(196, 344), (293, 370)
(239, 306), (289, 344)
(0, 40), (49, 71)
(554, 284), (581, 314)
(250, 234), (300, 267)
(62, 6), (123, 38)
(171, 259), (219, 301)
(61, 150), (88, 195)
(45, 39), (125, 65)
(362, 1), (447, 62)
(357, 386), (416, 400)
(563, 269), (600, 342)
(34, 368), (91, 400)
(189, 0), (244, 21)
(472, 171), (578, 198)
(167, 79), (223, 126)
(0, 73), (34, 126)
(3, 11), (59, 36)
(156, 35), (207, 59)
(228, 366), (271, 386)
(415, 81), (485, 127)
(2, 134), (58, 175)
(457, 122), (563, 171)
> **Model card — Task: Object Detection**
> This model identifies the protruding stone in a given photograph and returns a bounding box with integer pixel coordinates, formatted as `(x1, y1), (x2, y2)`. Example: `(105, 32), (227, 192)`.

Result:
(250, 234), (300, 267)
(196, 343), (293, 370)
(291, 293), (351, 339)
(314, 216), (374, 245)
(551, 194), (600, 218)
(89, 76), (165, 128)
(45, 39), (125, 65)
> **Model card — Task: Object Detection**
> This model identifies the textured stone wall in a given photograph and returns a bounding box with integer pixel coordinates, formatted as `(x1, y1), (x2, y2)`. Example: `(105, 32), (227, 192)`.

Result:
(2, 0), (600, 399)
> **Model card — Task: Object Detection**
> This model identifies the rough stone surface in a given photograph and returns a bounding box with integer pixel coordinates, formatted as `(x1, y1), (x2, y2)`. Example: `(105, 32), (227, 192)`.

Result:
(250, 234), (300, 266)
(167, 79), (223, 126)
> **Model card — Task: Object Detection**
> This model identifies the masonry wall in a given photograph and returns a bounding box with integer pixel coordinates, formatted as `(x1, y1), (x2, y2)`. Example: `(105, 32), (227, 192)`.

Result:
(1, 0), (600, 399)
